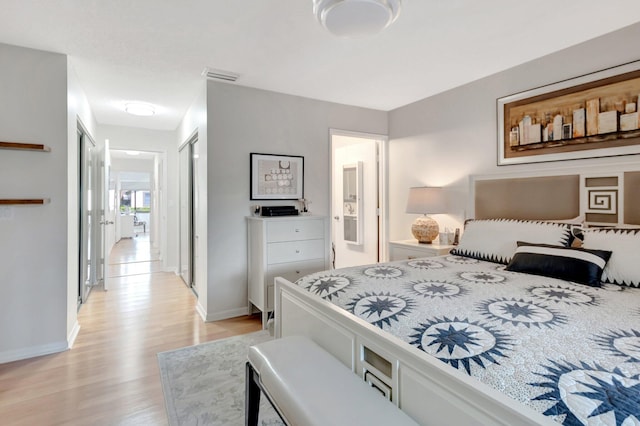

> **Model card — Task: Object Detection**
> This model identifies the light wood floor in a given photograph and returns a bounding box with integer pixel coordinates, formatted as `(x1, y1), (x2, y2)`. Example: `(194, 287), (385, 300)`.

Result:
(0, 234), (261, 425)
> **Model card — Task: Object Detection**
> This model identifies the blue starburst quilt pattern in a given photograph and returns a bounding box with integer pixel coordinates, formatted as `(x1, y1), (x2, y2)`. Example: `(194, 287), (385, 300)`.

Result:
(294, 255), (640, 425)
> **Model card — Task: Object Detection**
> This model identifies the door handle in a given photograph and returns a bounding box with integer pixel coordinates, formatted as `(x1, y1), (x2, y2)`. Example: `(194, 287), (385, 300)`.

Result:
(334, 216), (340, 221)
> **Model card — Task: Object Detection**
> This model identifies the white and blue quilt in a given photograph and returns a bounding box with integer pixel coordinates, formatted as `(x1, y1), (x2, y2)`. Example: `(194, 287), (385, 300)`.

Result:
(295, 255), (640, 425)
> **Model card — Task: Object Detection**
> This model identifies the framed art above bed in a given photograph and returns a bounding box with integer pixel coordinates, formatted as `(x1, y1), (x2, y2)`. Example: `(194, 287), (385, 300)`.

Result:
(497, 60), (640, 165)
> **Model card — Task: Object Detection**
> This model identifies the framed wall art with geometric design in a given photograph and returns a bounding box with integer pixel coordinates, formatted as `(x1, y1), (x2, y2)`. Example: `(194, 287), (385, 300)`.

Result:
(250, 153), (304, 200)
(498, 60), (640, 165)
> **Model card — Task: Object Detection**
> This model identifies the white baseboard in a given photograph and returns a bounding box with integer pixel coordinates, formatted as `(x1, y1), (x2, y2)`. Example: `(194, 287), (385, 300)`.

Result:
(163, 266), (178, 274)
(203, 306), (250, 322)
(0, 341), (68, 364)
(67, 321), (81, 349)
(195, 302), (207, 322)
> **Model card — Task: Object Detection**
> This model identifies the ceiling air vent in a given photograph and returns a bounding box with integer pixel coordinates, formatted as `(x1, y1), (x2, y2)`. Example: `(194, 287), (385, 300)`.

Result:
(201, 67), (240, 82)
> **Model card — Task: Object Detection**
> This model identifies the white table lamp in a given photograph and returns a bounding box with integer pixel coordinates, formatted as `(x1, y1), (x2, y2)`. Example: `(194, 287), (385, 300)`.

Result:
(406, 187), (447, 244)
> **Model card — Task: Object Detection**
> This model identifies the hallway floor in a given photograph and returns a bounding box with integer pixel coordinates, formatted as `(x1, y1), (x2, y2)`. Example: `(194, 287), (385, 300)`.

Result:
(0, 236), (260, 425)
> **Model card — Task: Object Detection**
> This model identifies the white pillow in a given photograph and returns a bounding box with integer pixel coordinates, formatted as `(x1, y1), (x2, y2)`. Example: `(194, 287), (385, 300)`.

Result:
(450, 219), (572, 264)
(582, 228), (640, 287)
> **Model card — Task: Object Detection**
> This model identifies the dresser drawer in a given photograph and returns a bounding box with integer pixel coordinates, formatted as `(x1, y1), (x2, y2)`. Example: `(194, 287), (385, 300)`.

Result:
(390, 246), (433, 260)
(266, 259), (327, 285)
(388, 242), (453, 261)
(266, 219), (324, 242)
(265, 259), (327, 311)
(267, 239), (325, 264)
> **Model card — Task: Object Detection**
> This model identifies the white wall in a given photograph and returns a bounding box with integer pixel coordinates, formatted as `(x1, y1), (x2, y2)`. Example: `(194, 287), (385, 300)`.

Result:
(97, 125), (179, 273)
(388, 22), (640, 242)
(204, 82), (387, 320)
(0, 43), (70, 362)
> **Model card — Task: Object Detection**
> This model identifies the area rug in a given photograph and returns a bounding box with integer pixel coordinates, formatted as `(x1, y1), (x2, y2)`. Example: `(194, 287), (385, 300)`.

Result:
(158, 331), (284, 426)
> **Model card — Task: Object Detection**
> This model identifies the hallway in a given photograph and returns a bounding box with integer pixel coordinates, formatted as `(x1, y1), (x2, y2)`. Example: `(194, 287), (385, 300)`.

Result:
(0, 236), (260, 425)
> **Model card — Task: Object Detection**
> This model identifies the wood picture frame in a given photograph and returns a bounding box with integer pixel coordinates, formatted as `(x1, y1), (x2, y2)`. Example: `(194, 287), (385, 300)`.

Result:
(250, 153), (304, 200)
(498, 60), (640, 165)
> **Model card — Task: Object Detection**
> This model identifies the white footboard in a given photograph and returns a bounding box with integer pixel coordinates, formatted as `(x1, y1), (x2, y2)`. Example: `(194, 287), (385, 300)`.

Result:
(274, 277), (554, 426)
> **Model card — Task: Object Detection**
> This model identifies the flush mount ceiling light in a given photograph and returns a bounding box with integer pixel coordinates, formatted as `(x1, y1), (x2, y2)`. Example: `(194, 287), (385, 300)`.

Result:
(124, 102), (156, 117)
(313, 0), (402, 37)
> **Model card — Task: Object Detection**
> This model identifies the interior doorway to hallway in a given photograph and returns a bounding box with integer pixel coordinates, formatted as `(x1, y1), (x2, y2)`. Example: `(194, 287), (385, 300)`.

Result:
(330, 129), (388, 269)
(107, 149), (166, 279)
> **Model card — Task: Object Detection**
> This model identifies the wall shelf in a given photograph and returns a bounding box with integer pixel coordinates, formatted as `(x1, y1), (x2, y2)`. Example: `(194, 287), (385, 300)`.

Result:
(0, 199), (50, 205)
(0, 141), (50, 152)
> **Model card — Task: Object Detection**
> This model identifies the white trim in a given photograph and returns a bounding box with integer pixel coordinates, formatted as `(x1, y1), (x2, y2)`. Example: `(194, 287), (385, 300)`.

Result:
(202, 306), (249, 322)
(195, 301), (207, 322)
(67, 321), (81, 349)
(0, 341), (69, 364)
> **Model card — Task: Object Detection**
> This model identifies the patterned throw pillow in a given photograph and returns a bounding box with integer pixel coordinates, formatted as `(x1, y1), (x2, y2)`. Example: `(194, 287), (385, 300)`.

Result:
(582, 228), (640, 287)
(450, 219), (572, 264)
(505, 241), (612, 287)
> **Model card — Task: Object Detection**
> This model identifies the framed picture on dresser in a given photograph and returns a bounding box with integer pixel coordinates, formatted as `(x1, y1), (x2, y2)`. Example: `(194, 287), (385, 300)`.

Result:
(250, 153), (304, 200)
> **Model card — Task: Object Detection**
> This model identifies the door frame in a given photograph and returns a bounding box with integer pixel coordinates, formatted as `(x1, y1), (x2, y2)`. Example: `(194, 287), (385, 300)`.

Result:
(329, 128), (389, 266)
(77, 120), (98, 305)
(178, 131), (198, 291)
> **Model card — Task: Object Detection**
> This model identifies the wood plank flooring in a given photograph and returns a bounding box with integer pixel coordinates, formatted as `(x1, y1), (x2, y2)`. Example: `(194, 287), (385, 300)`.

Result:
(0, 235), (261, 425)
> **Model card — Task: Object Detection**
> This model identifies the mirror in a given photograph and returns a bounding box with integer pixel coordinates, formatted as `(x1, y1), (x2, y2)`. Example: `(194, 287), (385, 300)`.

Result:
(343, 162), (362, 244)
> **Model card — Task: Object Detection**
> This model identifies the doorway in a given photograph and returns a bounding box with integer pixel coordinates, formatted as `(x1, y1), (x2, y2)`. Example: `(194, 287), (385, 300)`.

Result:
(330, 129), (388, 269)
(107, 149), (164, 275)
(178, 133), (198, 291)
(78, 122), (102, 305)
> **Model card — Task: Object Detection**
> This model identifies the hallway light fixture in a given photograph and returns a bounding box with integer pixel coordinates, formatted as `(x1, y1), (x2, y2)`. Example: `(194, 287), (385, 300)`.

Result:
(124, 102), (156, 117)
(313, 0), (402, 38)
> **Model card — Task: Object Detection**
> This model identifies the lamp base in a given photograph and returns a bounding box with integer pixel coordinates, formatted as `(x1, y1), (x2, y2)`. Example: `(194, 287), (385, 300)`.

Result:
(411, 215), (439, 244)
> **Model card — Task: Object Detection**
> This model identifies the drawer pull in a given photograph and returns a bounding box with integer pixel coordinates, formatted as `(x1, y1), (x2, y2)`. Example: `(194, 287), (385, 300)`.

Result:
(296, 250), (300, 254)
(296, 270), (301, 274)
(295, 229), (300, 232)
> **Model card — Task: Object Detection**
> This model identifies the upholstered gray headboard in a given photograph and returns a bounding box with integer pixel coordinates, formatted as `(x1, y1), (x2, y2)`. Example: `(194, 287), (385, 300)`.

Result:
(471, 165), (640, 226)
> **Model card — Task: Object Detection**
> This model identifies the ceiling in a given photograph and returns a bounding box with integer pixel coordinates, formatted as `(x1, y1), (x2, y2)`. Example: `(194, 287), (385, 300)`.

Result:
(2, 1), (640, 131)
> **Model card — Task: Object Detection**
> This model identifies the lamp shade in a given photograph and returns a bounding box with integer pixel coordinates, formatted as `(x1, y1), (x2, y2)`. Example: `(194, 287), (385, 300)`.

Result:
(406, 187), (447, 215)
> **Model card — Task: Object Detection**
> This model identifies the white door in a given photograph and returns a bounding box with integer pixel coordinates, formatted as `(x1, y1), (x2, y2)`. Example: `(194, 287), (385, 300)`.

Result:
(332, 138), (379, 269)
(99, 139), (113, 290)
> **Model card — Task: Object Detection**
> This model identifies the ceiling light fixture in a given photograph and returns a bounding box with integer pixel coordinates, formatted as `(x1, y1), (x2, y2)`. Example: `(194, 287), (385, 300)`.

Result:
(124, 102), (156, 117)
(125, 151), (140, 156)
(313, 0), (402, 38)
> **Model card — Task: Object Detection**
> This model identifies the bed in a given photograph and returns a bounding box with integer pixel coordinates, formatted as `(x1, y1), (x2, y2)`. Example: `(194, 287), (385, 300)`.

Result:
(273, 166), (640, 425)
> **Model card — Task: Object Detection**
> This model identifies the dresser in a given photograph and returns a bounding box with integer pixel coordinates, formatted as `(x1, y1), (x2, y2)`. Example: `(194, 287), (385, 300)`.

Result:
(247, 216), (329, 327)
(388, 240), (455, 261)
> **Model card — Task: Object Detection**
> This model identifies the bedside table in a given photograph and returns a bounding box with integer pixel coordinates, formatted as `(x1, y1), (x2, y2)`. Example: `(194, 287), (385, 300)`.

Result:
(388, 240), (455, 261)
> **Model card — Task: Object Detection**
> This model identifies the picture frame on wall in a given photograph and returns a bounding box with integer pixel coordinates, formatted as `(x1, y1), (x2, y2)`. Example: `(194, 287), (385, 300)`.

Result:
(250, 153), (304, 200)
(497, 60), (640, 165)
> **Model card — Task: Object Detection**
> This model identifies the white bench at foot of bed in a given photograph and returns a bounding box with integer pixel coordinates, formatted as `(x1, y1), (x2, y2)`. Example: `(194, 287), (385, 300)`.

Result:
(246, 335), (418, 425)
(274, 277), (556, 426)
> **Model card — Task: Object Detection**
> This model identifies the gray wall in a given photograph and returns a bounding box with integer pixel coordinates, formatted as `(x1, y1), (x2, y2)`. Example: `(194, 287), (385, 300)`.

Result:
(388, 22), (640, 241)
(0, 44), (69, 361)
(205, 82), (388, 319)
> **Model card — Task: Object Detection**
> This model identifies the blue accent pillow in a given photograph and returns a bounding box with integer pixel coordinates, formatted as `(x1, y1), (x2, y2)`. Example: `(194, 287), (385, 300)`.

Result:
(505, 241), (612, 287)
